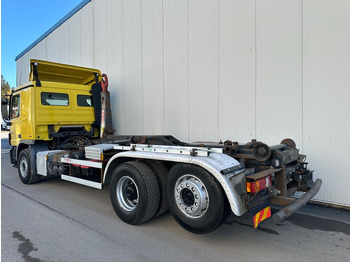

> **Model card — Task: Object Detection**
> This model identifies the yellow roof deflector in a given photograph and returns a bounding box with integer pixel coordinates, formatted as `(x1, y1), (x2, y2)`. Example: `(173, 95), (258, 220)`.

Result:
(29, 59), (102, 85)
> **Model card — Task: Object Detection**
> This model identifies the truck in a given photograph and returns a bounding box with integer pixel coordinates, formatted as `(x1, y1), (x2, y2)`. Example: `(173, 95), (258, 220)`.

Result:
(5, 59), (322, 234)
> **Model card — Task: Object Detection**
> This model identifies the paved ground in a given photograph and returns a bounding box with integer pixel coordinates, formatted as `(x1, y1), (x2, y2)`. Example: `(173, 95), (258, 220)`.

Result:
(1, 131), (350, 262)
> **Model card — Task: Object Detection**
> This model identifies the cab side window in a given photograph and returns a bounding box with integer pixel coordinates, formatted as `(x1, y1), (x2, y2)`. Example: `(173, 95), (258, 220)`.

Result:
(11, 94), (20, 119)
(41, 92), (69, 106)
(77, 95), (93, 107)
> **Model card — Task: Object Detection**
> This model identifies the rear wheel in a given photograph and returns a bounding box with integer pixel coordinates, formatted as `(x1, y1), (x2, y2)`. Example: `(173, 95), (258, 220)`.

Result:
(166, 164), (227, 234)
(109, 161), (160, 225)
(143, 160), (168, 217)
(18, 149), (41, 184)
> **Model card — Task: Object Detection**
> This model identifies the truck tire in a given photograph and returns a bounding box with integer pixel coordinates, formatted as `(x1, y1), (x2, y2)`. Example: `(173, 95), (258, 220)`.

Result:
(166, 164), (226, 234)
(143, 160), (168, 217)
(18, 149), (41, 184)
(109, 161), (160, 225)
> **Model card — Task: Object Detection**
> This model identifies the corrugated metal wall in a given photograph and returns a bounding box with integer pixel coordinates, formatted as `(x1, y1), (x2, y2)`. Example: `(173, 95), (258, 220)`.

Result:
(16, 0), (350, 207)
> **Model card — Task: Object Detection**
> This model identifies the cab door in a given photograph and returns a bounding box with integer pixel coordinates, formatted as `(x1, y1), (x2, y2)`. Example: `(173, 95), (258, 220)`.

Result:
(10, 93), (21, 146)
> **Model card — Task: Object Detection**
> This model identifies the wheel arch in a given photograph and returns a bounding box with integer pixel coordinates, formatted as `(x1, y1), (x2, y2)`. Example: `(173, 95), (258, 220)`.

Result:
(16, 143), (30, 160)
(103, 151), (247, 216)
(103, 157), (136, 185)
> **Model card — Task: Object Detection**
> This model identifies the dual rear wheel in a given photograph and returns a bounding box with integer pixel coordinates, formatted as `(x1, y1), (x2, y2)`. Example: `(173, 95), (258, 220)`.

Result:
(109, 161), (160, 225)
(109, 161), (229, 233)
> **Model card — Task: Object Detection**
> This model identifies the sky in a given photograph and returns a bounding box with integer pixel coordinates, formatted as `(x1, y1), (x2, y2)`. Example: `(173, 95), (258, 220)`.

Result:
(1, 0), (83, 88)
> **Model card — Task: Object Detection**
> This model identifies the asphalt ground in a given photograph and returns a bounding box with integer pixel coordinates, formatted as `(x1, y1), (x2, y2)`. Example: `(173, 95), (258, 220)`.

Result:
(1, 131), (350, 262)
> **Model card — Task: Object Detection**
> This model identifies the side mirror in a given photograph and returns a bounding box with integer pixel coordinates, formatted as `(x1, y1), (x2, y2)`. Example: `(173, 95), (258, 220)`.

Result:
(1, 96), (10, 120)
(1, 97), (9, 104)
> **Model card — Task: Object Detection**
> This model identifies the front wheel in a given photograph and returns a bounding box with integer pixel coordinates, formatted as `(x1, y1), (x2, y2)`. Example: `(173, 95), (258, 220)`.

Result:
(166, 164), (227, 234)
(18, 149), (41, 184)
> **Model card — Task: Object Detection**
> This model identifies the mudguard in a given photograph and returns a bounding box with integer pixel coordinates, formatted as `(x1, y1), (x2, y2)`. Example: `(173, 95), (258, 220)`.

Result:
(103, 151), (248, 216)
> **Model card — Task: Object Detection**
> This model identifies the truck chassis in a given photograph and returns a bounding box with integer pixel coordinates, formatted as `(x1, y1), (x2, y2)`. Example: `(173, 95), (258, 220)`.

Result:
(17, 134), (321, 233)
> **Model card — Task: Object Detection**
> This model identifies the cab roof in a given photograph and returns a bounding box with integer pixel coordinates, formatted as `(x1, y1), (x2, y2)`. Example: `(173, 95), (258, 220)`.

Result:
(29, 59), (102, 85)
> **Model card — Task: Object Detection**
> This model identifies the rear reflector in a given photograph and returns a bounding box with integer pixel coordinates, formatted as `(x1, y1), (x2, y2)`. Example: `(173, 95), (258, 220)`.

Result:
(253, 206), (271, 228)
(247, 176), (272, 194)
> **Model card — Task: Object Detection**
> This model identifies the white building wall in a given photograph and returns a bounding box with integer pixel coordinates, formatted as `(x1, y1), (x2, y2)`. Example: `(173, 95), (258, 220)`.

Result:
(16, 0), (350, 207)
(163, 0), (189, 141)
(256, 0), (303, 147)
(303, 0), (350, 206)
(123, 0), (143, 135)
(219, 0), (256, 141)
(80, 3), (94, 67)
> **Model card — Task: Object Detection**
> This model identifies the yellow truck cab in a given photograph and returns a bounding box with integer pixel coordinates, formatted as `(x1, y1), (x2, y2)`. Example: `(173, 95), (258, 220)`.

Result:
(9, 60), (102, 178)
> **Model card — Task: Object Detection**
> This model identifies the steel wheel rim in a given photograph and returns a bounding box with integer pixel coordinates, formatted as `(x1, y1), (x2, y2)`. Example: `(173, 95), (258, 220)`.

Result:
(174, 174), (209, 218)
(19, 156), (28, 178)
(116, 176), (139, 212)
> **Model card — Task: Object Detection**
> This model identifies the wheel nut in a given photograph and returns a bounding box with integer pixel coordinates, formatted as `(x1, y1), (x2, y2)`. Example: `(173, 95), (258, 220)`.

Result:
(192, 187), (195, 192)
(195, 195), (199, 199)
(195, 203), (198, 207)
(186, 183), (189, 188)
(181, 184), (184, 188)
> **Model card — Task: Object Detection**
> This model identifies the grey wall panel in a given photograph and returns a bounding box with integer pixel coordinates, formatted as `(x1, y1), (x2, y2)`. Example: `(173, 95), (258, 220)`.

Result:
(218, 0), (256, 142)
(141, 0), (164, 135)
(16, 52), (30, 86)
(303, 0), (350, 205)
(59, 22), (70, 64)
(16, 60), (21, 86)
(69, 12), (81, 66)
(107, 0), (125, 135)
(188, 0), (219, 142)
(80, 3), (94, 68)
(123, 0), (143, 134)
(19, 40), (47, 85)
(46, 30), (60, 62)
(256, 0), (303, 147)
(30, 39), (47, 62)
(23, 52), (31, 84)
(93, 0), (108, 73)
(163, 0), (189, 142)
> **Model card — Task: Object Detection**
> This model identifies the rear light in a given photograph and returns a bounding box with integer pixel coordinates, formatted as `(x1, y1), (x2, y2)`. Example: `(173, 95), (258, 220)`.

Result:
(247, 176), (272, 194)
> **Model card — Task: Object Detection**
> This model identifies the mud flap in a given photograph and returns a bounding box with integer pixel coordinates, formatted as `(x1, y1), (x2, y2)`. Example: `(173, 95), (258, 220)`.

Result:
(249, 199), (271, 229)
